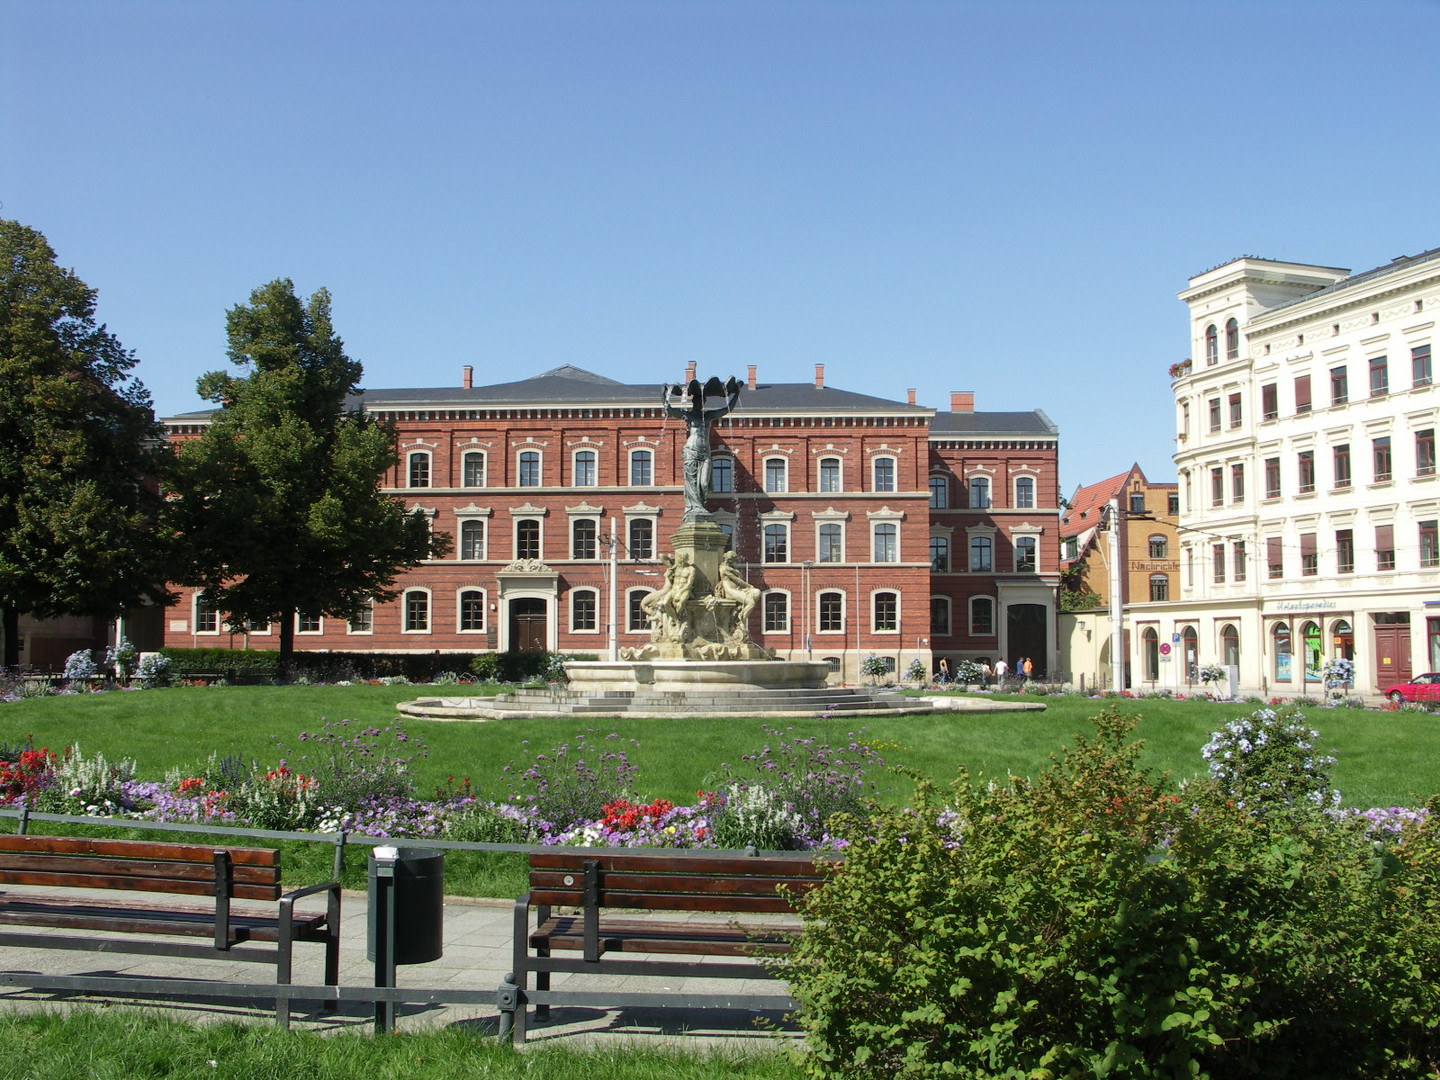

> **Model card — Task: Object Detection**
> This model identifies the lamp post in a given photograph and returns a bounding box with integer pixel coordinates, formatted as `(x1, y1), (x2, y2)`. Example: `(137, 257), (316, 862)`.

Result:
(607, 516), (619, 662)
(1108, 497), (1124, 693)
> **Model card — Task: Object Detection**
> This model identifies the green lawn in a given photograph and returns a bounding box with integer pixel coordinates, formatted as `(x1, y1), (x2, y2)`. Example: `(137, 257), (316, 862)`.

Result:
(4, 685), (1438, 810)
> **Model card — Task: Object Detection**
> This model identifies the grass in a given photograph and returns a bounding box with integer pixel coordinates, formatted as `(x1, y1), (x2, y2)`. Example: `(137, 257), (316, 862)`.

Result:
(5, 685), (1438, 811)
(0, 1009), (803, 1079)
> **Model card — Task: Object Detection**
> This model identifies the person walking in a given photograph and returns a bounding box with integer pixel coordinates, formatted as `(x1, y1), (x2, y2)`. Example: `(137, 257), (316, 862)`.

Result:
(994, 657), (1008, 689)
(1023, 656), (1034, 682)
(980, 660), (992, 690)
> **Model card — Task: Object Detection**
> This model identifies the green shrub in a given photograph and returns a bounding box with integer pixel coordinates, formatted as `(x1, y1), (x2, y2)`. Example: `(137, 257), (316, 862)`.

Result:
(780, 707), (1439, 1079)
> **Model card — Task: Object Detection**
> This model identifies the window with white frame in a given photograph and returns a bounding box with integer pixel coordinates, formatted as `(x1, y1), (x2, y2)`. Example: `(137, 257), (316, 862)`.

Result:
(763, 522), (789, 563)
(515, 518), (541, 560)
(968, 476), (990, 508)
(763, 591), (789, 633)
(1014, 476), (1035, 508)
(458, 590), (486, 632)
(1014, 535), (1037, 573)
(873, 456), (896, 492)
(929, 475), (948, 508)
(819, 456), (842, 493)
(764, 457), (787, 493)
(970, 535), (993, 571)
(571, 518), (598, 560)
(970, 596), (996, 636)
(930, 535), (949, 572)
(347, 598), (373, 634)
(571, 589), (598, 632)
(872, 522), (898, 563)
(628, 518), (653, 560)
(930, 596), (950, 636)
(872, 591), (898, 632)
(627, 589), (652, 632)
(518, 450), (541, 487)
(817, 591), (844, 632)
(710, 454), (734, 494)
(629, 449), (653, 486)
(573, 449), (596, 487)
(818, 522), (843, 563)
(194, 592), (219, 634)
(403, 589), (430, 632)
(296, 613), (322, 634)
(459, 519), (485, 560)
(462, 451), (486, 488)
(408, 451), (431, 488)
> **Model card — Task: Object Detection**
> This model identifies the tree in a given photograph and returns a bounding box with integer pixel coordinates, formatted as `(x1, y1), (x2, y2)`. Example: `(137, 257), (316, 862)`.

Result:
(166, 279), (446, 671)
(0, 220), (168, 668)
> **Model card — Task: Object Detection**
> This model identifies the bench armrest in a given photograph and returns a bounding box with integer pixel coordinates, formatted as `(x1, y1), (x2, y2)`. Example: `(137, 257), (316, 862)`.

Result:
(282, 880), (342, 904)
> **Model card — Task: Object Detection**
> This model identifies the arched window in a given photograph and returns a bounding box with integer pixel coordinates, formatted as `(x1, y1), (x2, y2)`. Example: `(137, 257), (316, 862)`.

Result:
(929, 475), (948, 508)
(763, 591), (789, 633)
(818, 522), (843, 563)
(763, 522), (788, 563)
(403, 589), (430, 633)
(872, 457), (896, 492)
(1182, 625), (1198, 681)
(1143, 627), (1160, 681)
(1205, 323), (1218, 366)
(1225, 317), (1240, 360)
(872, 591), (898, 632)
(462, 451), (486, 488)
(629, 449), (653, 486)
(930, 536), (949, 572)
(458, 589), (486, 632)
(970, 536), (993, 571)
(818, 591), (844, 632)
(710, 455), (734, 494)
(570, 589), (598, 632)
(1014, 476), (1035, 508)
(518, 450), (541, 487)
(764, 457), (787, 493)
(1272, 622), (1292, 682)
(1148, 534), (1168, 559)
(969, 477), (991, 509)
(1221, 623), (1240, 667)
(407, 451), (431, 488)
(872, 522), (898, 563)
(930, 596), (951, 636)
(1014, 536), (1037, 572)
(460, 519), (485, 560)
(819, 457), (842, 493)
(1302, 620), (1323, 684)
(571, 518), (597, 560)
(970, 596), (995, 636)
(627, 518), (653, 560)
(573, 449), (596, 487)
(515, 518), (541, 560)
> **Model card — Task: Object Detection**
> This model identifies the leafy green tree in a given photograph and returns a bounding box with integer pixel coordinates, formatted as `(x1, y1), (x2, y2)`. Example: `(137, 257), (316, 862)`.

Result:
(165, 279), (445, 671)
(0, 220), (167, 667)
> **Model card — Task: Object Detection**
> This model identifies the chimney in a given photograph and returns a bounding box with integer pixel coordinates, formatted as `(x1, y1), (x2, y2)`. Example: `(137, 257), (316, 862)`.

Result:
(814, 363), (825, 389)
(950, 390), (974, 413)
(685, 360), (696, 383)
(463, 365), (473, 389)
(747, 365), (757, 390)
(907, 388), (917, 405)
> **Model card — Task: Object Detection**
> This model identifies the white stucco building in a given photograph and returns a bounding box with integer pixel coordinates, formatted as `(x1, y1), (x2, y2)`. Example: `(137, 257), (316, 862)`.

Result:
(1127, 248), (1440, 696)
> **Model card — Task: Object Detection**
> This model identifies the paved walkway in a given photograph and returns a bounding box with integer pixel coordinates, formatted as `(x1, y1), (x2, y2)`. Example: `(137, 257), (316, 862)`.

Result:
(0, 888), (801, 1050)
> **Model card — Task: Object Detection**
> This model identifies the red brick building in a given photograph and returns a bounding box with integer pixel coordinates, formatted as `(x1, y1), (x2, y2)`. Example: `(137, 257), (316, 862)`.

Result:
(161, 365), (1060, 681)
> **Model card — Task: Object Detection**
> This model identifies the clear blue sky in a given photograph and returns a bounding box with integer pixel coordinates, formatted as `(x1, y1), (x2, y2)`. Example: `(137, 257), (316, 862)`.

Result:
(5, 0), (1438, 494)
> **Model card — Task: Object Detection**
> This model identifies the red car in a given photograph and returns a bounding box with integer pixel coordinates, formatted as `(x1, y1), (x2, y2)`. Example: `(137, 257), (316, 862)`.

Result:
(1383, 673), (1440, 703)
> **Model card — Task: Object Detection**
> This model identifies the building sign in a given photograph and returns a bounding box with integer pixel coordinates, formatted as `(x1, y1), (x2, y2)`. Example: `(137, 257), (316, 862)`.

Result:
(1274, 600), (1339, 612)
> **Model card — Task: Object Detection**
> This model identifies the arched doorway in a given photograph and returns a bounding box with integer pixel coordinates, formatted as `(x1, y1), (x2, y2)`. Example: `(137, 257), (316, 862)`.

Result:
(1182, 626), (1198, 685)
(1302, 621), (1323, 685)
(1142, 627), (1160, 682)
(1006, 603), (1046, 677)
(509, 598), (547, 653)
(1221, 623), (1239, 668)
(1272, 622), (1293, 683)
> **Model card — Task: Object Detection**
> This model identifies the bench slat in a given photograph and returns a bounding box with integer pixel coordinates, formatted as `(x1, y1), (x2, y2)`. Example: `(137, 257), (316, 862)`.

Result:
(0, 852), (280, 887)
(0, 868), (280, 901)
(0, 898), (329, 943)
(527, 889), (802, 913)
(533, 915), (797, 957)
(0, 836), (279, 867)
(528, 851), (826, 877)
(529, 868), (816, 897)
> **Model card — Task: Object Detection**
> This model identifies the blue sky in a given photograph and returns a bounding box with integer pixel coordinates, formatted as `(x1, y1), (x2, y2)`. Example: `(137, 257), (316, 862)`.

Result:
(4, 0), (1438, 494)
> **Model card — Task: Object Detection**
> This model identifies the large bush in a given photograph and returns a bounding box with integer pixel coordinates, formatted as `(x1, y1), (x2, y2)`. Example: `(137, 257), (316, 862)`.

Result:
(781, 707), (1440, 1079)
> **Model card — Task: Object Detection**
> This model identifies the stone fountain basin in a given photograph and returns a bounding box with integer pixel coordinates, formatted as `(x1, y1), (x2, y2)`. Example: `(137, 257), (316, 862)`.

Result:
(563, 659), (832, 695)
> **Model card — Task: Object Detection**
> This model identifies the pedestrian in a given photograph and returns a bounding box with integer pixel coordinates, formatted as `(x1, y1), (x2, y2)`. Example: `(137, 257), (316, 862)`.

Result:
(938, 657), (949, 686)
(994, 657), (1008, 689)
(980, 660), (992, 690)
(1023, 656), (1034, 682)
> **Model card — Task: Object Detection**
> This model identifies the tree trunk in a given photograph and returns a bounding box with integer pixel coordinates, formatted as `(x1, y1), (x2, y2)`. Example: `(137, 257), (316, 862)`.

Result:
(278, 608), (295, 682)
(1, 607), (16, 670)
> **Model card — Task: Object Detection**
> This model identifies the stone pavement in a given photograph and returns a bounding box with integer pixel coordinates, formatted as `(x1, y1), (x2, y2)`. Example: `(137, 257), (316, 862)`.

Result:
(0, 888), (801, 1051)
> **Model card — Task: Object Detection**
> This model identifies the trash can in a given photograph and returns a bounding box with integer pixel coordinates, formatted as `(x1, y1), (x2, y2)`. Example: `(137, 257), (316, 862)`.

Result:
(367, 846), (444, 965)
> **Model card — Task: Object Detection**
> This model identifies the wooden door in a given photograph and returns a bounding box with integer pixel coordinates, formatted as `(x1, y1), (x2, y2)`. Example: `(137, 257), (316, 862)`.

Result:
(1373, 624), (1412, 688)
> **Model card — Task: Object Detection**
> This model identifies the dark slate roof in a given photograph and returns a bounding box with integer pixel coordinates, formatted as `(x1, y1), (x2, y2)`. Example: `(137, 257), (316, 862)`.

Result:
(1260, 246), (1440, 317)
(929, 409), (1057, 437)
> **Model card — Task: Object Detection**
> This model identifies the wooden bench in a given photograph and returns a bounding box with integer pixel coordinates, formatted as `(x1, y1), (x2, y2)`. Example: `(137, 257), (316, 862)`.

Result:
(496, 850), (829, 1044)
(0, 835), (340, 1025)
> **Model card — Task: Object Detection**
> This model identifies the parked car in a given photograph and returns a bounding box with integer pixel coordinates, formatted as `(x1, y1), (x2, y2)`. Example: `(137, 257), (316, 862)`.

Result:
(1382, 672), (1440, 703)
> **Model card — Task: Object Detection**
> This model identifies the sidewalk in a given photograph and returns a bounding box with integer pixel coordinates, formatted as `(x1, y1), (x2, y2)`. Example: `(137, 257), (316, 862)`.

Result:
(0, 888), (801, 1050)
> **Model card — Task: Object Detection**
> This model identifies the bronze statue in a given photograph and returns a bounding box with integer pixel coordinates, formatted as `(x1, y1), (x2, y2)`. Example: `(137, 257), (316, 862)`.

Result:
(662, 376), (742, 521)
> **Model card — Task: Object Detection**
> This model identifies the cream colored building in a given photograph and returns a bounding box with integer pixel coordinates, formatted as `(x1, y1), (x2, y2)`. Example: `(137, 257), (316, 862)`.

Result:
(1130, 249), (1440, 696)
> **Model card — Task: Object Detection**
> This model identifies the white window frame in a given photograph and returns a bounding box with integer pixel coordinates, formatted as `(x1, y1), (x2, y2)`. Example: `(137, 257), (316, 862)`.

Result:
(872, 455), (897, 493)
(295, 612), (323, 635)
(572, 448), (598, 488)
(570, 588), (600, 634)
(514, 517), (544, 561)
(456, 588), (487, 633)
(763, 521), (790, 564)
(709, 453), (735, 494)
(1013, 535), (1038, 573)
(629, 448), (653, 487)
(817, 521), (845, 563)
(930, 595), (952, 637)
(871, 589), (900, 634)
(517, 449), (542, 488)
(626, 587), (654, 633)
(816, 590), (846, 634)
(193, 592), (220, 635)
(762, 590), (791, 634)
(570, 516), (600, 561)
(458, 518), (487, 561)
(763, 456), (788, 493)
(347, 598), (374, 635)
(970, 596), (996, 636)
(407, 450), (432, 489)
(872, 521), (899, 563)
(461, 450), (487, 489)
(403, 588), (432, 634)
(1013, 475), (1036, 509)
(818, 456), (843, 493)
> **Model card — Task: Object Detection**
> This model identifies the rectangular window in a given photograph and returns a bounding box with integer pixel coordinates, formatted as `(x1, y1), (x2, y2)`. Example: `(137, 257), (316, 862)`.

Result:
(1231, 463), (1244, 502)
(1233, 540), (1246, 582)
(1413, 344), (1433, 388)
(763, 593), (788, 633)
(1149, 575), (1169, 602)
(628, 519), (653, 560)
(764, 459), (787, 493)
(348, 599), (373, 634)
(818, 523), (843, 563)
(1264, 457), (1281, 499)
(1373, 436), (1392, 482)
(710, 456), (733, 493)
(969, 536), (992, 572)
(1014, 536), (1037, 573)
(1336, 529), (1354, 574)
(929, 476), (948, 508)
(516, 519), (541, 560)
(404, 592), (429, 632)
(459, 591), (486, 632)
(1300, 532), (1318, 576)
(1333, 444), (1351, 489)
(1208, 397), (1221, 433)
(1422, 520), (1440, 569)
(873, 593), (898, 632)
(628, 592), (651, 632)
(1376, 524), (1395, 571)
(1419, 429), (1437, 477)
(571, 591), (597, 632)
(195, 594), (219, 634)
(1267, 536), (1283, 579)
(1298, 450), (1315, 493)
(1330, 366), (1348, 406)
(1369, 356), (1389, 398)
(630, 451), (652, 486)
(969, 478), (990, 509)
(408, 453), (430, 488)
(1212, 543), (1225, 584)
(929, 535), (949, 572)
(519, 451), (541, 487)
(1014, 477), (1035, 508)
(819, 458), (841, 493)
(1294, 374), (1312, 414)
(1228, 393), (1242, 428)
(1261, 383), (1278, 420)
(764, 523), (788, 563)
(460, 519), (485, 560)
(1129, 492), (1145, 514)
(872, 523), (898, 563)
(297, 613), (321, 634)
(1167, 492), (1179, 516)
(873, 458), (895, 492)
(463, 452), (486, 488)
(573, 451), (595, 487)
(818, 593), (844, 633)
(572, 518), (597, 560)
(1210, 467), (1223, 507)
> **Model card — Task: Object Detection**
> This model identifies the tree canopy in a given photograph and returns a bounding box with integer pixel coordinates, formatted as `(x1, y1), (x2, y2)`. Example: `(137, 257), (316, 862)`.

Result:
(0, 219), (167, 667)
(165, 278), (445, 667)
